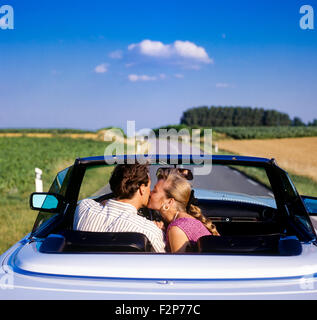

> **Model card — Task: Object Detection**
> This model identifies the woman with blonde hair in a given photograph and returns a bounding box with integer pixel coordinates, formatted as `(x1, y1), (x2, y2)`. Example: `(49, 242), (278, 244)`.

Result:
(148, 168), (219, 253)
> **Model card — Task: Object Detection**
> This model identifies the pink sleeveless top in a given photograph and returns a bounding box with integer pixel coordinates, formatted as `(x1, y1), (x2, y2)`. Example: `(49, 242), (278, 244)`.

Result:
(166, 217), (211, 245)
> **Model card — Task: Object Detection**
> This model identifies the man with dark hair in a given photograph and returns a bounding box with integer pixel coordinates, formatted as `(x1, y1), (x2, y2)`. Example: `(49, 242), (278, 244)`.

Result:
(109, 163), (150, 201)
(73, 163), (166, 253)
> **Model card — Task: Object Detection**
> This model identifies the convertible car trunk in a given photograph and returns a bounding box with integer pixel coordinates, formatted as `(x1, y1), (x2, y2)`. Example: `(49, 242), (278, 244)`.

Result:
(36, 229), (302, 257)
(10, 237), (314, 282)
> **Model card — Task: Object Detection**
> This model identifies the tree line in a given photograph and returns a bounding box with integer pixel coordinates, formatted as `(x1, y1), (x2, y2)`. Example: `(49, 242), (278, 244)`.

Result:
(180, 106), (317, 127)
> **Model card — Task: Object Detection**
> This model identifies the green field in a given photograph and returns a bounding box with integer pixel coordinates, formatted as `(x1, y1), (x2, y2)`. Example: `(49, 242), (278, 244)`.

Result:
(154, 125), (317, 140)
(213, 126), (317, 139)
(0, 128), (95, 134)
(0, 136), (111, 253)
(1, 134), (316, 254)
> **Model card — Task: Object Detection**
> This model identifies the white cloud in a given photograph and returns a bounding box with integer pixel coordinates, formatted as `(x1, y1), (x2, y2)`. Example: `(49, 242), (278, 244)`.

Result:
(128, 40), (171, 58)
(128, 73), (168, 82)
(173, 40), (212, 63)
(128, 74), (157, 82)
(94, 63), (108, 73)
(174, 73), (184, 79)
(128, 39), (212, 64)
(109, 50), (123, 59)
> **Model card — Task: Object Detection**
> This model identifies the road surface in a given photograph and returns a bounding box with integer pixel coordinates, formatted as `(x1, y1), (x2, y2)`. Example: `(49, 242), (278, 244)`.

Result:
(92, 138), (317, 230)
(94, 138), (273, 198)
(145, 138), (273, 197)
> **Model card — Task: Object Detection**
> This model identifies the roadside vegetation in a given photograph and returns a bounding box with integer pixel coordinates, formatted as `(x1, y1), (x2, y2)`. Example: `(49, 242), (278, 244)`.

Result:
(0, 128), (95, 134)
(2, 119), (317, 253)
(0, 136), (111, 253)
(212, 126), (317, 140)
(0, 127), (127, 140)
(154, 124), (317, 140)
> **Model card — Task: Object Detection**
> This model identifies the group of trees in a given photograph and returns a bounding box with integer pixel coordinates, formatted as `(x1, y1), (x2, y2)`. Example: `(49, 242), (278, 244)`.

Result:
(180, 106), (316, 127)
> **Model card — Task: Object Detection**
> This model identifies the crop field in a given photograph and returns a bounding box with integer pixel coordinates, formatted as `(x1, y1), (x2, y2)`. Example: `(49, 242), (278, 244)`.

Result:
(1, 134), (317, 254)
(154, 125), (317, 140)
(0, 136), (112, 253)
(218, 137), (317, 196)
(213, 126), (317, 140)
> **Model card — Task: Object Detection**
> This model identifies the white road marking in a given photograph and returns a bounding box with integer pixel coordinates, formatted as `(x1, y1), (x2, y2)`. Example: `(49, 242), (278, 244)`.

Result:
(247, 179), (259, 186)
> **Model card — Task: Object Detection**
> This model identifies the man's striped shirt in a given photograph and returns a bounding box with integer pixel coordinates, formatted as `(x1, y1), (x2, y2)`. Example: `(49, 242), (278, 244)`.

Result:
(73, 198), (166, 253)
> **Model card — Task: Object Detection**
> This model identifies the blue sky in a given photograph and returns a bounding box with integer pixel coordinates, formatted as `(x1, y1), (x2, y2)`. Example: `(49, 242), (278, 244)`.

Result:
(0, 0), (316, 131)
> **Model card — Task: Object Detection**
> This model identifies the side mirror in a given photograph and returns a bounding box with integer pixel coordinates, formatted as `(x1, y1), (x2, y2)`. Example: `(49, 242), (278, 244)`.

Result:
(302, 196), (317, 215)
(30, 193), (65, 212)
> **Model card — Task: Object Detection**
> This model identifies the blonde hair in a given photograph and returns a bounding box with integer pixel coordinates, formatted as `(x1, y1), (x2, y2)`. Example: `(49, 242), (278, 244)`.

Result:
(160, 170), (220, 236)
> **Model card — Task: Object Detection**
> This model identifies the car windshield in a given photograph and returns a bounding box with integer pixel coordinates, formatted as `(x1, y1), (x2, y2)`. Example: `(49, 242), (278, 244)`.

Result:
(31, 166), (72, 236)
(78, 163), (276, 209)
(70, 162), (286, 252)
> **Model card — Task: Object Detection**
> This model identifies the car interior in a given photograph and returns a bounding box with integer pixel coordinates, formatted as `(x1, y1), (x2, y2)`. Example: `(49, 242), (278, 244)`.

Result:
(37, 164), (303, 256)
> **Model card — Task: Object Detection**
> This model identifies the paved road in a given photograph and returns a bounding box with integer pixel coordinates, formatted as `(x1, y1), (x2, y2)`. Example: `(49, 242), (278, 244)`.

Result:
(92, 138), (317, 230)
(145, 138), (273, 197)
(94, 138), (273, 198)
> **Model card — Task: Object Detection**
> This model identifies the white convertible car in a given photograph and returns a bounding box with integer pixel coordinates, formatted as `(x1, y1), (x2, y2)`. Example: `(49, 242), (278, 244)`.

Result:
(1, 154), (317, 299)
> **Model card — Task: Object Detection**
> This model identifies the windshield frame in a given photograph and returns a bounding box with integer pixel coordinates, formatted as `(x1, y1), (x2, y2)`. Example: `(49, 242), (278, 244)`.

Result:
(29, 155), (317, 243)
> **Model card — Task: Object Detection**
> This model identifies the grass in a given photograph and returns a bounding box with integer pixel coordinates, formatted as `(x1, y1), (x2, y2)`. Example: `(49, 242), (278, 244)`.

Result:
(288, 174), (317, 197)
(2, 133), (317, 254)
(213, 126), (317, 139)
(0, 128), (95, 134)
(0, 136), (112, 253)
(153, 125), (317, 140)
(78, 165), (115, 200)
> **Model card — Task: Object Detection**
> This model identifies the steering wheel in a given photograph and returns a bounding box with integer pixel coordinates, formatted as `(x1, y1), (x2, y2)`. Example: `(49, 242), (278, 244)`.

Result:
(138, 207), (163, 222)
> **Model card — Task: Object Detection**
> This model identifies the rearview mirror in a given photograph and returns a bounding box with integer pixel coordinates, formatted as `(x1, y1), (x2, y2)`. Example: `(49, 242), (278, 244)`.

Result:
(302, 196), (317, 215)
(156, 167), (193, 180)
(30, 193), (65, 212)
